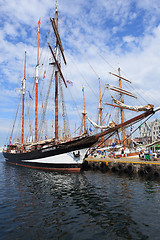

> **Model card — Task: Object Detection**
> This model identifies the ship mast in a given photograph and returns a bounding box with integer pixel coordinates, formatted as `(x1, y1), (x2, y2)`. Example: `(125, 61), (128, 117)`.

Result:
(35, 19), (40, 142)
(118, 67), (126, 149)
(55, 1), (59, 140)
(21, 50), (26, 147)
(48, 0), (67, 140)
(82, 87), (86, 133)
(105, 69), (145, 149)
(98, 77), (104, 145)
(99, 78), (103, 130)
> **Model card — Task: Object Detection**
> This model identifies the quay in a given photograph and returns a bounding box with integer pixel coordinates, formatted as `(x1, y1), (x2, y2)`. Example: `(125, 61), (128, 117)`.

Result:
(84, 156), (160, 178)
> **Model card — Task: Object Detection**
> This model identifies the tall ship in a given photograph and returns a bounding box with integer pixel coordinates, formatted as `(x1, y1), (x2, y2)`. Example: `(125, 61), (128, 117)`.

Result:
(3, 3), (158, 171)
(104, 69), (155, 158)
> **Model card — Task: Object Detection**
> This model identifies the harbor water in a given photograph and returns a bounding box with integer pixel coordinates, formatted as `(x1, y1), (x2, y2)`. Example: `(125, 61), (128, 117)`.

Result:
(1, 153), (160, 240)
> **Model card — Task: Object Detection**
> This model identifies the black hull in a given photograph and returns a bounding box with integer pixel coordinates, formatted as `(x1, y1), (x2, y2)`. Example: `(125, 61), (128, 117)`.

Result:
(3, 135), (97, 171)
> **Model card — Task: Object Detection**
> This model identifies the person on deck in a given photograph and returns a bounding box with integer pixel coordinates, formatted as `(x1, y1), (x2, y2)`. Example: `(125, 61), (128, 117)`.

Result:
(3, 145), (7, 152)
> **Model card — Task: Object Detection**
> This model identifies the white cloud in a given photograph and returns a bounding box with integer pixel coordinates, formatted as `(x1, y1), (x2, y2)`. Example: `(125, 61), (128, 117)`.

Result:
(1, 0), (160, 146)
(123, 35), (137, 43)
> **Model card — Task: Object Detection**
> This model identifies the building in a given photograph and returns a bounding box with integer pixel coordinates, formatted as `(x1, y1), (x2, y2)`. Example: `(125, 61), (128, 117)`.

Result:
(139, 119), (160, 144)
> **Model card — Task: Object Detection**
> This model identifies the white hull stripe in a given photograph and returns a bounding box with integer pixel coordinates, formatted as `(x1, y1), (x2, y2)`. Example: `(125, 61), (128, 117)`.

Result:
(22, 148), (89, 164)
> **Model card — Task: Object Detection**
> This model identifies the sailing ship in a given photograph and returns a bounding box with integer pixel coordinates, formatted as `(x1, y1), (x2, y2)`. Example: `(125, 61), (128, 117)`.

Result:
(2, 4), (158, 171)
(104, 68), (154, 158)
(87, 68), (157, 158)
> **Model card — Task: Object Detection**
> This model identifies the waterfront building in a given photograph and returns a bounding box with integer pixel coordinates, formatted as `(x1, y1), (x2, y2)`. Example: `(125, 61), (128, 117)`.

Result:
(139, 119), (160, 144)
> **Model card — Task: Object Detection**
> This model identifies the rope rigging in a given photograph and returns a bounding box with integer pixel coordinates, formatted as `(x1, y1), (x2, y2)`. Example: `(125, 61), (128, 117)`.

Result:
(60, 17), (100, 79)
(9, 10), (157, 147)
(38, 67), (55, 140)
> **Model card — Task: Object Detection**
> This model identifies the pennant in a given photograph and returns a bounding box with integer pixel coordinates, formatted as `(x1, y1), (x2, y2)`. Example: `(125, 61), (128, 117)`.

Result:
(43, 70), (46, 79)
(28, 91), (33, 100)
(38, 18), (41, 28)
(66, 80), (73, 86)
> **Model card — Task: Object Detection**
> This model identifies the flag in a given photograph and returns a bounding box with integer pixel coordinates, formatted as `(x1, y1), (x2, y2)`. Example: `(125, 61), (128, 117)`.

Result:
(38, 18), (41, 28)
(28, 91), (33, 100)
(82, 87), (84, 92)
(130, 125), (134, 132)
(66, 80), (73, 86)
(43, 70), (46, 79)
(89, 127), (93, 132)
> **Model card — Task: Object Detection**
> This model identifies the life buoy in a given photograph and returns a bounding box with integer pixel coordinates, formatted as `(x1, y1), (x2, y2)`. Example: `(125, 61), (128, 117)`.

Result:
(154, 171), (159, 178)
(117, 164), (123, 170)
(111, 166), (117, 172)
(127, 165), (133, 174)
(138, 169), (144, 176)
(145, 166), (152, 174)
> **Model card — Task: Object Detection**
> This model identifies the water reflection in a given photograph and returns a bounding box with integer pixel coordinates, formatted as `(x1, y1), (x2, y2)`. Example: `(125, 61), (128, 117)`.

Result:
(1, 154), (160, 239)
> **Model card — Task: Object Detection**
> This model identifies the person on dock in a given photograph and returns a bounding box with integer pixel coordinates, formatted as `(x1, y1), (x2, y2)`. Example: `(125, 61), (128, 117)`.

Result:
(121, 148), (124, 157)
(139, 150), (144, 159)
(149, 149), (153, 161)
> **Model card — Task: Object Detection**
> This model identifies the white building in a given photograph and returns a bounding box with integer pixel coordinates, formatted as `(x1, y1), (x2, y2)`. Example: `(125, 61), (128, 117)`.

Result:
(139, 119), (160, 144)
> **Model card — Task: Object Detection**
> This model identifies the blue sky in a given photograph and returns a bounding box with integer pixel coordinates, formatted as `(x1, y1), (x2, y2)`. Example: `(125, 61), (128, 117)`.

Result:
(1, 0), (160, 147)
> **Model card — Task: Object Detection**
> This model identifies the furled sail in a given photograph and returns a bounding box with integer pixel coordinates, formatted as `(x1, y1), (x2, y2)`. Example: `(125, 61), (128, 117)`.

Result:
(87, 116), (116, 129)
(106, 84), (137, 98)
(112, 97), (154, 111)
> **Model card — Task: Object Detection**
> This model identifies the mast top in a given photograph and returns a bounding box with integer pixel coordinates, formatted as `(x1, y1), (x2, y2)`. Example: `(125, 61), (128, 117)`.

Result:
(55, 0), (58, 15)
(55, 0), (58, 27)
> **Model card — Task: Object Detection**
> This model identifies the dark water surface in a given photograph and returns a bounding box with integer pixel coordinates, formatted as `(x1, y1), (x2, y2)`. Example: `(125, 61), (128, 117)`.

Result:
(1, 153), (160, 240)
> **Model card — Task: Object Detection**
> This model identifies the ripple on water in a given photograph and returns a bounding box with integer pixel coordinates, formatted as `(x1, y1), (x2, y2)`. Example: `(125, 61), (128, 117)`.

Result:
(0, 154), (160, 239)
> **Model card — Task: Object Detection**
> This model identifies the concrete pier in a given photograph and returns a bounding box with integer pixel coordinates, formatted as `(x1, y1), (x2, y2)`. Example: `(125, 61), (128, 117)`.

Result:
(84, 156), (160, 178)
